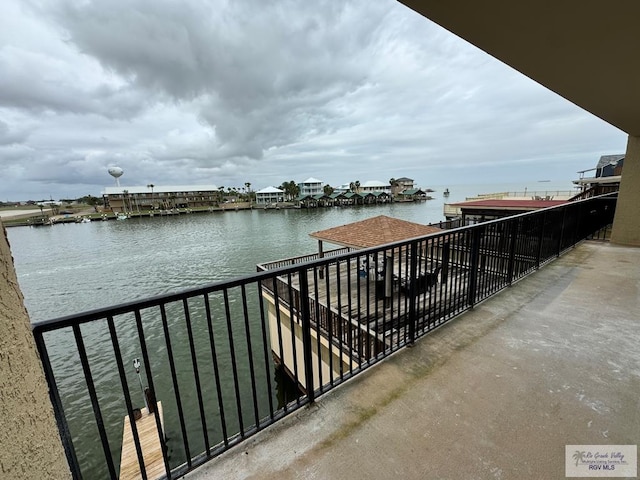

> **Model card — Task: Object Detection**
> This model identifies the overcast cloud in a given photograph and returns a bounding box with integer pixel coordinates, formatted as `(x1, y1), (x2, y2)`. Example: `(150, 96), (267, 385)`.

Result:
(0, 0), (626, 201)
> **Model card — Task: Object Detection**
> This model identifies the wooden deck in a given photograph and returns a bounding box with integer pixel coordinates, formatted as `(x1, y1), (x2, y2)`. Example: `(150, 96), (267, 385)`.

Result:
(119, 402), (165, 480)
(273, 253), (509, 350)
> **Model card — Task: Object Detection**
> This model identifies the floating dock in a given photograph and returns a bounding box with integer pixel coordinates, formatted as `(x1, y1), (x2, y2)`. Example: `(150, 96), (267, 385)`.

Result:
(119, 402), (165, 480)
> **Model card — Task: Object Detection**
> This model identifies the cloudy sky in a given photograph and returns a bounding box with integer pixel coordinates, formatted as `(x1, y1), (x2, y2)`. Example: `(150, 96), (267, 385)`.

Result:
(0, 0), (627, 201)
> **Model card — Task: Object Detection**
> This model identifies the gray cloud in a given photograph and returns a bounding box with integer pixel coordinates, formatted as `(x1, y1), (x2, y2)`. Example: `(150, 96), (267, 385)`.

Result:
(0, 0), (626, 201)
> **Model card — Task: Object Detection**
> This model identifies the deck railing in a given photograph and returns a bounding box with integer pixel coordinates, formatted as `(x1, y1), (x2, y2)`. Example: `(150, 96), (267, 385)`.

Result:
(32, 193), (616, 480)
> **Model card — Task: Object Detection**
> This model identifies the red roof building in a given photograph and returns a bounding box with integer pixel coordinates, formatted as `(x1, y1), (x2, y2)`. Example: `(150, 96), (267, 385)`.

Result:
(449, 199), (568, 225)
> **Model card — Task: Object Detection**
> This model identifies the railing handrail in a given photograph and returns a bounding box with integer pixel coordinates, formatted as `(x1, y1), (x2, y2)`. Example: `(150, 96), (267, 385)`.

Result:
(256, 247), (353, 272)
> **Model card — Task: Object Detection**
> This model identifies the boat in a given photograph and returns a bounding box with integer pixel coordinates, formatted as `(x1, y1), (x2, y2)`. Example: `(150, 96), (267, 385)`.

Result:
(116, 213), (128, 221)
(443, 188), (450, 197)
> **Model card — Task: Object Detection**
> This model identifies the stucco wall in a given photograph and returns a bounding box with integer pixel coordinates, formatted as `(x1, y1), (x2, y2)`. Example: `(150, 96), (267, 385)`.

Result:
(0, 222), (71, 479)
(611, 135), (640, 246)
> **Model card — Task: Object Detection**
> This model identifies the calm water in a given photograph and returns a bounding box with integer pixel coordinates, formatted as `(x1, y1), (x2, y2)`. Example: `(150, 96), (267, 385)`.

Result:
(6, 181), (572, 478)
(8, 182), (572, 322)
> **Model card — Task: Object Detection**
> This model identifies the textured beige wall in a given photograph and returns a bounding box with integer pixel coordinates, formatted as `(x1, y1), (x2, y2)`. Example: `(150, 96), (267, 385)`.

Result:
(611, 135), (640, 246)
(0, 222), (71, 479)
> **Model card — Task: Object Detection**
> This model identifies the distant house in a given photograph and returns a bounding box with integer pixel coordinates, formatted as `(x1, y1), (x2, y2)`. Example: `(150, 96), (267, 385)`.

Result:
(255, 186), (285, 205)
(596, 154), (624, 177)
(360, 180), (390, 193)
(333, 183), (351, 194)
(574, 154), (624, 197)
(298, 177), (324, 197)
(390, 177), (415, 196)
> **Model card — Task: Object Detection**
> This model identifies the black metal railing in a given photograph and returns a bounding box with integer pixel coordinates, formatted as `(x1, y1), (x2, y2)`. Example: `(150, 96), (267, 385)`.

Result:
(32, 193), (616, 480)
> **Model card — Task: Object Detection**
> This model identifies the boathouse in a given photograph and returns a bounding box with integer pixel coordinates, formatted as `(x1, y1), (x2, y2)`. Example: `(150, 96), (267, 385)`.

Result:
(258, 215), (442, 390)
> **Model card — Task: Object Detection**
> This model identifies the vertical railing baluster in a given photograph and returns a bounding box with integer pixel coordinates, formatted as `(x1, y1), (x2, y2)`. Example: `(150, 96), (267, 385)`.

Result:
(255, 282), (275, 420)
(535, 211), (547, 269)
(312, 266), (324, 392)
(33, 330), (82, 480)
(134, 310), (171, 473)
(507, 219), (518, 285)
(345, 257), (354, 374)
(182, 298), (210, 454)
(240, 285), (261, 428)
(107, 316), (156, 479)
(203, 292), (229, 444)
(297, 267), (315, 403)
(324, 262), (334, 386)
(72, 323), (117, 479)
(159, 303), (191, 462)
(467, 228), (482, 308)
(407, 241), (418, 345)
(285, 273), (301, 403)
(223, 289), (245, 436)
(335, 261), (344, 381)
(271, 277), (288, 410)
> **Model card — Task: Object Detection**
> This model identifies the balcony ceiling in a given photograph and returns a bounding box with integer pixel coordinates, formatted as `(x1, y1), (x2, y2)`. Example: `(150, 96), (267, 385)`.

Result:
(399, 1), (640, 136)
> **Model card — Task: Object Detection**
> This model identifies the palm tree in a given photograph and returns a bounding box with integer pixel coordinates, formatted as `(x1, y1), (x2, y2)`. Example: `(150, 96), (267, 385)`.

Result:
(291, 181), (300, 200)
(279, 180), (299, 201)
(355, 180), (361, 193)
(323, 185), (334, 196)
(389, 178), (399, 197)
(349, 182), (356, 192)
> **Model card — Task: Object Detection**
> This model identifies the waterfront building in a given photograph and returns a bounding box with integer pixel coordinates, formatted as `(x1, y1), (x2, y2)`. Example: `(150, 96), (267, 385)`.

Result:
(390, 177), (415, 196)
(333, 183), (351, 194)
(395, 188), (430, 201)
(255, 186), (285, 205)
(102, 185), (219, 212)
(447, 198), (568, 224)
(359, 180), (390, 193)
(574, 154), (624, 196)
(298, 177), (324, 197)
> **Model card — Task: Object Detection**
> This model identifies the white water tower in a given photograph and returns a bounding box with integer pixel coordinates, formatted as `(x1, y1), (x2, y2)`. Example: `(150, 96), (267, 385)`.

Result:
(108, 166), (124, 187)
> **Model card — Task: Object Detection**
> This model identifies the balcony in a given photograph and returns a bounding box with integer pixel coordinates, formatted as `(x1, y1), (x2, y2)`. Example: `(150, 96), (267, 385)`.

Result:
(190, 238), (640, 479)
(30, 194), (617, 479)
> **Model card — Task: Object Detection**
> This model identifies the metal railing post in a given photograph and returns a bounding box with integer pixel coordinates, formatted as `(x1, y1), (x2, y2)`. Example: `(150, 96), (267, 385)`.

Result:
(467, 227), (482, 307)
(557, 207), (567, 257)
(535, 211), (547, 269)
(298, 267), (315, 403)
(506, 219), (518, 285)
(572, 202), (583, 247)
(441, 241), (450, 284)
(407, 241), (418, 345)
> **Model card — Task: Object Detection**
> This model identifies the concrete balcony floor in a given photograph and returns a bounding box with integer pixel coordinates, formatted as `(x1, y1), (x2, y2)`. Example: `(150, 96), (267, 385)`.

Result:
(187, 241), (640, 480)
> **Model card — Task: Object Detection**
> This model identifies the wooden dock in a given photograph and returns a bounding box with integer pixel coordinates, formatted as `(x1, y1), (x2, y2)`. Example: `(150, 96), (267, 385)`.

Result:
(119, 402), (165, 480)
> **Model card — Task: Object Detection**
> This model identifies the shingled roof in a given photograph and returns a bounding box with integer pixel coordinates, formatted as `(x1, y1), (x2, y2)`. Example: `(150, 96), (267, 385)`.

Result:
(309, 215), (441, 249)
